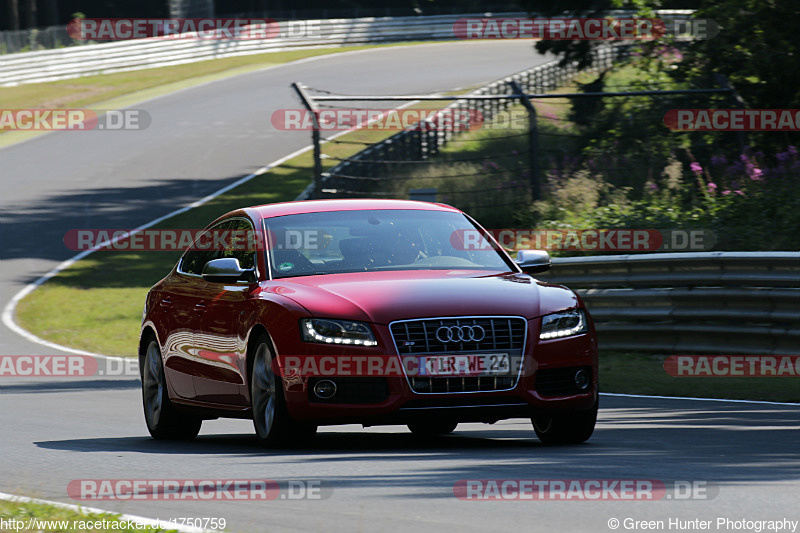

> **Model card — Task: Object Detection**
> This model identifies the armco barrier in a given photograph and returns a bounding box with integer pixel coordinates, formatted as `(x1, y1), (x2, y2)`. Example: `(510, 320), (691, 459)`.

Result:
(0, 10), (694, 87)
(0, 13), (523, 86)
(537, 252), (800, 355)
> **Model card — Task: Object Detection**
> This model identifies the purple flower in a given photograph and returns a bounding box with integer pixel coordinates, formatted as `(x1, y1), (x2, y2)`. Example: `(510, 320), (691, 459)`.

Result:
(788, 146), (798, 155)
(649, 183), (658, 191)
(690, 162), (703, 174)
(724, 161), (745, 178)
(750, 168), (763, 181)
(707, 182), (718, 191)
(735, 190), (745, 196)
(711, 155), (727, 166)
(722, 190), (731, 195)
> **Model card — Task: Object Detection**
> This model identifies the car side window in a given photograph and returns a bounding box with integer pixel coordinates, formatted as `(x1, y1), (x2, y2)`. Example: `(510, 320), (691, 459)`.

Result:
(180, 218), (256, 276)
(220, 218), (256, 270)
(180, 221), (230, 275)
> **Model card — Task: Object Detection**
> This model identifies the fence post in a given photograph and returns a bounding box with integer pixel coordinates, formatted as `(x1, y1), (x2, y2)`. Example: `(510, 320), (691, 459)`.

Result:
(291, 82), (323, 199)
(714, 74), (748, 155)
(509, 81), (539, 202)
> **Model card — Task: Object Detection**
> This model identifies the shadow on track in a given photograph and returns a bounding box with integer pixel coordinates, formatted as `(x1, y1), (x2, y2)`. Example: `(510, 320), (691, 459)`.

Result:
(0, 378), (140, 393)
(31, 397), (800, 493)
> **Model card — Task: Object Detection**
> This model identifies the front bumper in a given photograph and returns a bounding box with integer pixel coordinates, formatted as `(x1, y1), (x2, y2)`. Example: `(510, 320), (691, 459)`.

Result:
(279, 319), (598, 425)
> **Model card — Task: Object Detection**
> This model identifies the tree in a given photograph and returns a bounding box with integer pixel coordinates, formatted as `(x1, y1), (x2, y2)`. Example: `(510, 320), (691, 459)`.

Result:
(518, 0), (800, 152)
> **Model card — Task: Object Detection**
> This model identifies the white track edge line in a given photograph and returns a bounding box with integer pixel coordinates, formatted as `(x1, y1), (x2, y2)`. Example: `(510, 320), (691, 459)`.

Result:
(0, 491), (213, 533)
(600, 392), (799, 406)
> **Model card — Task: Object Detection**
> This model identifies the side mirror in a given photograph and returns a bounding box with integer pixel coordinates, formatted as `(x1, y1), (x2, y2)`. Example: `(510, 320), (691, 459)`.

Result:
(202, 258), (256, 284)
(516, 250), (551, 274)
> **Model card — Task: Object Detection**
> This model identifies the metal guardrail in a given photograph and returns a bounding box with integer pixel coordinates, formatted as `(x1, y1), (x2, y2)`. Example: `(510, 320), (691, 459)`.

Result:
(0, 13), (523, 86)
(537, 252), (800, 355)
(0, 10), (696, 86)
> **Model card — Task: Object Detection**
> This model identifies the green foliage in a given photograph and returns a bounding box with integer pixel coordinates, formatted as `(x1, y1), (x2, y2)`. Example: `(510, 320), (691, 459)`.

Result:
(531, 145), (800, 252)
(676, 0), (800, 152)
(523, 0), (800, 152)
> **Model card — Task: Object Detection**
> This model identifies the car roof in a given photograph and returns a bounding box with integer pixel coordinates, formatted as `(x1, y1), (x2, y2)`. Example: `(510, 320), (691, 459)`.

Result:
(246, 198), (461, 220)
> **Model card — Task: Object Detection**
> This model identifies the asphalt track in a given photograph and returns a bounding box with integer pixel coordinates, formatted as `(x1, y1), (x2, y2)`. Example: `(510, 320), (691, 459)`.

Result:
(1, 41), (798, 532)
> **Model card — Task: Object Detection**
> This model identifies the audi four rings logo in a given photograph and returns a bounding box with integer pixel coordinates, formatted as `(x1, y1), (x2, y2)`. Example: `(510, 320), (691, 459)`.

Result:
(436, 325), (486, 343)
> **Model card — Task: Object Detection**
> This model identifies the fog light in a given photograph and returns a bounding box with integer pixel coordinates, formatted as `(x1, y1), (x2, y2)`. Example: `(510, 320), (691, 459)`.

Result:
(313, 379), (337, 399)
(574, 370), (590, 391)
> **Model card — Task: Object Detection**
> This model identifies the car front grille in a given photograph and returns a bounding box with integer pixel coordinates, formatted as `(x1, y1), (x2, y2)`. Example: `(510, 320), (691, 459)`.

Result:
(390, 316), (527, 394)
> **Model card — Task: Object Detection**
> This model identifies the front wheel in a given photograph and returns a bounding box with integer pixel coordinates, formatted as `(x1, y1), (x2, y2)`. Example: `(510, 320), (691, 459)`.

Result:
(250, 334), (316, 447)
(532, 399), (598, 445)
(141, 339), (202, 440)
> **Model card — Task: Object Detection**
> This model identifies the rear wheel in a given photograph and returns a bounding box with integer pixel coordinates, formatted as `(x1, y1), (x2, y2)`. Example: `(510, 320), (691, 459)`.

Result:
(532, 399), (598, 445)
(407, 420), (458, 436)
(141, 339), (202, 440)
(250, 334), (316, 447)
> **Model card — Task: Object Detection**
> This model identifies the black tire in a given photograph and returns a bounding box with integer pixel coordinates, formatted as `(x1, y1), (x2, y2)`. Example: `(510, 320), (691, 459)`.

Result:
(407, 420), (458, 436)
(141, 339), (202, 440)
(532, 398), (598, 445)
(250, 333), (317, 447)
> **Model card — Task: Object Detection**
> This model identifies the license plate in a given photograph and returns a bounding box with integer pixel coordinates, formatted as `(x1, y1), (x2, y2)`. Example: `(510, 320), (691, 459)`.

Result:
(416, 353), (510, 377)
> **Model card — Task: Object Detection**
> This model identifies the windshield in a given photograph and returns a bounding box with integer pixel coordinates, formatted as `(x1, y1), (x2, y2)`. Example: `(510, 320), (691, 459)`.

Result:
(263, 209), (513, 279)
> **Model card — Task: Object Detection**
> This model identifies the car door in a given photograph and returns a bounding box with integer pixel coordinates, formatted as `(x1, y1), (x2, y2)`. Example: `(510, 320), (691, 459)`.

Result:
(158, 226), (226, 400)
(161, 220), (235, 401)
(191, 217), (258, 406)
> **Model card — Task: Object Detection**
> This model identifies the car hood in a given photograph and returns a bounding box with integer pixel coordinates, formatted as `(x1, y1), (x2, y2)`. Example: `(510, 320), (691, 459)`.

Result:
(265, 270), (580, 324)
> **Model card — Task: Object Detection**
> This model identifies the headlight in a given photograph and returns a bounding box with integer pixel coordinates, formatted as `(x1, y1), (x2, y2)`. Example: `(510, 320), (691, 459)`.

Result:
(539, 309), (588, 340)
(300, 318), (378, 346)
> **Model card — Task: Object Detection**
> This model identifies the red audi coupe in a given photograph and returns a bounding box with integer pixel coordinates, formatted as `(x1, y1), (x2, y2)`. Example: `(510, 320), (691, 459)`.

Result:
(139, 199), (598, 446)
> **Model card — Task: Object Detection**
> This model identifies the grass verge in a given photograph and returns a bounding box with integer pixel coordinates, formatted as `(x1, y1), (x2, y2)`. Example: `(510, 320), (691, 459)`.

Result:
(601, 352), (799, 403)
(0, 499), (176, 532)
